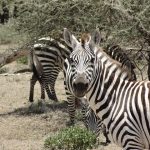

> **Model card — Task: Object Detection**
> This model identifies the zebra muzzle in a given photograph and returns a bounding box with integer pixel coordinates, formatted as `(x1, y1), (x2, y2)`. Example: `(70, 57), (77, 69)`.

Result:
(73, 82), (88, 98)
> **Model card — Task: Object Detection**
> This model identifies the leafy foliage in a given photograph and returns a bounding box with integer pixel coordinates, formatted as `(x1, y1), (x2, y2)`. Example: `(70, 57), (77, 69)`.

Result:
(4, 0), (150, 79)
(44, 126), (97, 150)
(13, 0), (150, 46)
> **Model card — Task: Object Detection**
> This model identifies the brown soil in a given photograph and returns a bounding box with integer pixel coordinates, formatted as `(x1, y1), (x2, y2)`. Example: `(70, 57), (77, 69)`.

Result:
(0, 61), (121, 150)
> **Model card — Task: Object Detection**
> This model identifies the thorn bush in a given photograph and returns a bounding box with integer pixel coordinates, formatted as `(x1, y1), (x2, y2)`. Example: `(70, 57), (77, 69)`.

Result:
(44, 126), (97, 150)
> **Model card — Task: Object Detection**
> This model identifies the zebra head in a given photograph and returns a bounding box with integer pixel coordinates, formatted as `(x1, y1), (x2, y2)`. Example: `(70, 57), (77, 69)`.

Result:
(63, 28), (101, 98)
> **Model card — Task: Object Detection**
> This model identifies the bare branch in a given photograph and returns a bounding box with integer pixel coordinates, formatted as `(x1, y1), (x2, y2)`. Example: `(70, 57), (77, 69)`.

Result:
(0, 47), (29, 68)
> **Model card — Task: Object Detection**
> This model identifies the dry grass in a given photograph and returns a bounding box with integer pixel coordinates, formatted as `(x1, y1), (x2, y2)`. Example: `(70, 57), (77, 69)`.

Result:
(0, 61), (121, 150)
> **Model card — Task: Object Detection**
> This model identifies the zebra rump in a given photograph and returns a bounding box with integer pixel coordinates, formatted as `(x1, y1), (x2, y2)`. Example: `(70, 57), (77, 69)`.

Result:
(29, 37), (71, 102)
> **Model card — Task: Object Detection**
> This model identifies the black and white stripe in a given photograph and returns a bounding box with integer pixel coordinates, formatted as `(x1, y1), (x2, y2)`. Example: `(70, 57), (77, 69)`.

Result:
(105, 45), (136, 81)
(80, 44), (137, 143)
(29, 37), (71, 102)
(80, 98), (111, 144)
(63, 29), (150, 150)
(29, 35), (137, 145)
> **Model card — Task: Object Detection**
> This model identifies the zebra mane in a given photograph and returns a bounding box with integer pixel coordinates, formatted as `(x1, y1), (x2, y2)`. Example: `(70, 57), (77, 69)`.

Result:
(80, 33), (91, 48)
(96, 47), (133, 80)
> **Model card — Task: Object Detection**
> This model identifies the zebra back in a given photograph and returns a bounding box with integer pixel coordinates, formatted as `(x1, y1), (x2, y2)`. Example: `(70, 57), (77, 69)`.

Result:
(105, 45), (136, 80)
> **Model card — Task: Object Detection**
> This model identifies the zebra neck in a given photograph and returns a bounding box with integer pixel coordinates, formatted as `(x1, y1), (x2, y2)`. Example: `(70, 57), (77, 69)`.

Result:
(86, 53), (128, 122)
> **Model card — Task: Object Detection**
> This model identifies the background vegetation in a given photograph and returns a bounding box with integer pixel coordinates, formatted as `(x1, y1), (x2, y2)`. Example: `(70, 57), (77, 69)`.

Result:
(13, 0), (150, 79)
(13, 0), (150, 46)
(1, 0), (150, 47)
(0, 0), (150, 71)
(44, 126), (97, 150)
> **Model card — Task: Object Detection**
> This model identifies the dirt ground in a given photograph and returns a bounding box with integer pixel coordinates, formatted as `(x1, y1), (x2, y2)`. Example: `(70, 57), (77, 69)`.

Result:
(0, 60), (121, 150)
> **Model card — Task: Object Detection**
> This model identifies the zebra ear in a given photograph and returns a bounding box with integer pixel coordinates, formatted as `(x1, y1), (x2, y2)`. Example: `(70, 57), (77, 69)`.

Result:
(91, 29), (101, 45)
(63, 28), (78, 49)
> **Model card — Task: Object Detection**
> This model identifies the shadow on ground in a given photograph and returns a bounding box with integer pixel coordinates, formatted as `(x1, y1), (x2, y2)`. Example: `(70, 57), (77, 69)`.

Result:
(0, 100), (68, 117)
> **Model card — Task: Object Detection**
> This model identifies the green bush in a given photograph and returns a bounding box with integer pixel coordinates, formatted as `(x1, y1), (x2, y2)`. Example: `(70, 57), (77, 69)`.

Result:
(44, 126), (97, 150)
(17, 56), (28, 64)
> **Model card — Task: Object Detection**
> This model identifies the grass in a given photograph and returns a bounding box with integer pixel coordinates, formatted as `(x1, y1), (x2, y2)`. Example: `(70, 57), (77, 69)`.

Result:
(17, 56), (28, 65)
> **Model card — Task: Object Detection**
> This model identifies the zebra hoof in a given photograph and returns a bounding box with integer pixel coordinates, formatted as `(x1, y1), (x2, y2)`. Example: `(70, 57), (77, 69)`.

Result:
(50, 96), (58, 102)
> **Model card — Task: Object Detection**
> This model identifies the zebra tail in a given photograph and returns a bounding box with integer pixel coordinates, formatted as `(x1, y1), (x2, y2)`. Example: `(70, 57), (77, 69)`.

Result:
(30, 48), (43, 78)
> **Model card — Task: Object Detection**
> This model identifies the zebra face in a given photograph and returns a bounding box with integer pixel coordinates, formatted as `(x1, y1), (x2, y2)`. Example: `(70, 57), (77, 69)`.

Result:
(68, 51), (96, 97)
(64, 28), (101, 98)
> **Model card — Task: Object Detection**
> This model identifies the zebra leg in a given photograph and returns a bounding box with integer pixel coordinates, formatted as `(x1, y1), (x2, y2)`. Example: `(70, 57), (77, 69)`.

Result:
(64, 77), (76, 126)
(102, 125), (111, 145)
(47, 83), (58, 102)
(66, 93), (76, 126)
(45, 83), (53, 100)
(45, 82), (58, 102)
(39, 78), (45, 100)
(37, 79), (46, 112)
(29, 74), (37, 102)
(48, 73), (59, 102)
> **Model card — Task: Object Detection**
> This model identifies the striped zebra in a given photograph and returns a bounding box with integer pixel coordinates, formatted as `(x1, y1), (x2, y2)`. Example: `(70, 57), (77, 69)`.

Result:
(29, 35), (136, 143)
(29, 37), (71, 102)
(63, 28), (150, 150)
(80, 45), (137, 144)
(65, 44), (136, 123)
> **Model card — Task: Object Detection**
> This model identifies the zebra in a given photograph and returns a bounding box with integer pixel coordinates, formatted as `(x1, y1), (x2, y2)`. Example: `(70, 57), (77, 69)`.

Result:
(63, 36), (136, 145)
(29, 37), (136, 104)
(29, 37), (72, 102)
(64, 43), (136, 122)
(29, 35), (136, 144)
(29, 36), (136, 142)
(62, 36), (137, 142)
(63, 28), (150, 150)
(77, 44), (137, 144)
(80, 45), (137, 144)
(65, 44), (136, 121)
